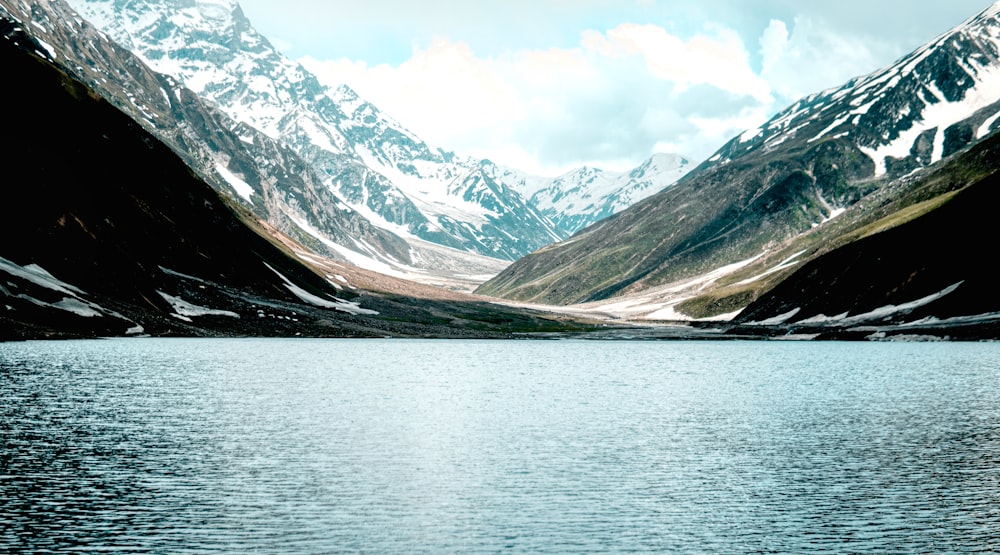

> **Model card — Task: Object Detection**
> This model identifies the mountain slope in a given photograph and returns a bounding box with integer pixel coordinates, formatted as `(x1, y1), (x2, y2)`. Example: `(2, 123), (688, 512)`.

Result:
(0, 18), (381, 338)
(0, 0), (424, 271)
(730, 129), (1000, 339)
(479, 1), (1000, 308)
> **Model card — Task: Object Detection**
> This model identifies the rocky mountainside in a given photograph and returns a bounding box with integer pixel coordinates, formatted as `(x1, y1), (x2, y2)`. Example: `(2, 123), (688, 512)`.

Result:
(479, 1), (1000, 309)
(0, 0), (423, 273)
(0, 18), (592, 340)
(63, 0), (689, 262)
(728, 129), (1000, 340)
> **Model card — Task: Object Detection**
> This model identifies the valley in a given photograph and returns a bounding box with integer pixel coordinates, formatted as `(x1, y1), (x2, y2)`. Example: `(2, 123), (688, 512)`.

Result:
(4, 0), (1000, 341)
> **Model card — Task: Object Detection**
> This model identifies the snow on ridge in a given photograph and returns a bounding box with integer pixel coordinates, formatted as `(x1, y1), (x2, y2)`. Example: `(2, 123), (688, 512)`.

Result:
(861, 60), (1000, 175)
(740, 127), (763, 143)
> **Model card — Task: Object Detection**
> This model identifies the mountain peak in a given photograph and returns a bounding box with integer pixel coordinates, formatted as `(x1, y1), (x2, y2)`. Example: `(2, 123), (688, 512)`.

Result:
(332, 83), (360, 102)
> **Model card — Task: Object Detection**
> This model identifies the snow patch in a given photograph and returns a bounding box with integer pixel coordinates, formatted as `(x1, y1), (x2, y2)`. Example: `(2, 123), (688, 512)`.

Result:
(0, 257), (114, 318)
(35, 38), (57, 60)
(977, 110), (1000, 138)
(263, 263), (379, 315)
(862, 62), (1000, 175)
(157, 291), (240, 319)
(739, 127), (763, 143)
(215, 163), (254, 205)
(0, 256), (86, 296)
(749, 308), (802, 326)
(796, 282), (964, 326)
(737, 251), (807, 285)
(51, 298), (103, 318)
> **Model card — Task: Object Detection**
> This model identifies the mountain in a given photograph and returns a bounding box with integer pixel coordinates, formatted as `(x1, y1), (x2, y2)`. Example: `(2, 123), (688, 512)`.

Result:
(0, 0), (426, 273)
(496, 153), (692, 234)
(727, 129), (1000, 340)
(0, 15), (377, 339)
(0, 14), (596, 340)
(63, 0), (689, 263)
(479, 2), (1000, 312)
(62, 0), (548, 260)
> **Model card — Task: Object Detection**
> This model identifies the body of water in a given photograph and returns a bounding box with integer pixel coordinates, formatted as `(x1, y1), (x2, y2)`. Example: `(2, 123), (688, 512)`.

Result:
(2, 338), (999, 552)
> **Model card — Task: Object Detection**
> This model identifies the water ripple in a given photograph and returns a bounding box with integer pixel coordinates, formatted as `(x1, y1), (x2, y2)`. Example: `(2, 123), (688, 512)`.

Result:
(2, 339), (999, 553)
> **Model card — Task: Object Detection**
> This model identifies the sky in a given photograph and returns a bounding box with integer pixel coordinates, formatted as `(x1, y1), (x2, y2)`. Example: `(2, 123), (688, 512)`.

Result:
(236, 0), (995, 176)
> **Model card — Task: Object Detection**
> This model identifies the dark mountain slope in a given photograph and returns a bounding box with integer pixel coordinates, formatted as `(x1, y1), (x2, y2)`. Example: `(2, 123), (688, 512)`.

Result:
(0, 0), (413, 269)
(0, 21), (363, 338)
(730, 130), (1000, 339)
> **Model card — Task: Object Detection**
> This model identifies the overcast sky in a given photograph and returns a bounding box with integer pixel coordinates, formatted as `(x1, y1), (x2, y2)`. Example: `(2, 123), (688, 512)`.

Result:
(237, 0), (995, 176)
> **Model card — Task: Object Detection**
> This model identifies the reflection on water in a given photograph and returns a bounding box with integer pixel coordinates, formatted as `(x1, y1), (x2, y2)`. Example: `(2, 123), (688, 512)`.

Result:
(2, 339), (999, 552)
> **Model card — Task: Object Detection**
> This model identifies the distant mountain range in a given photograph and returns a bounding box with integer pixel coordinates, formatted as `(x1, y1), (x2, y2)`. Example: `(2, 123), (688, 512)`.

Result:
(479, 1), (1000, 338)
(61, 0), (690, 267)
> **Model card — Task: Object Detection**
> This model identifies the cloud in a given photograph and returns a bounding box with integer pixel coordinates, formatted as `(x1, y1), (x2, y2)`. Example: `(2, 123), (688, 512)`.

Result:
(302, 22), (780, 175)
(759, 17), (886, 102)
(583, 23), (772, 103)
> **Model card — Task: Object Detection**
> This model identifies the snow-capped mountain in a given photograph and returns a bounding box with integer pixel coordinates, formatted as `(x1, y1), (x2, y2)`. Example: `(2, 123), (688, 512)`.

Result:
(64, 0), (688, 261)
(714, 2), (1000, 178)
(0, 13), (595, 339)
(1, 0), (426, 269)
(504, 153), (691, 234)
(61, 0), (547, 260)
(480, 1), (1000, 307)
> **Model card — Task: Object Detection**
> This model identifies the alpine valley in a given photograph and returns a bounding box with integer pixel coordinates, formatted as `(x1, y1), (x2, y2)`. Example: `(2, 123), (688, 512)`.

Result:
(5, 0), (1000, 340)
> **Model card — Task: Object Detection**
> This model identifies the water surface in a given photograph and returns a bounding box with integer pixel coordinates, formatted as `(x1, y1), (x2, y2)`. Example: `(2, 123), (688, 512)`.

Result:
(2, 339), (999, 552)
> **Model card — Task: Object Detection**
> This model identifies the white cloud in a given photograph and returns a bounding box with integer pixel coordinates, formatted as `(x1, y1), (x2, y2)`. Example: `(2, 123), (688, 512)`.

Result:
(301, 17), (903, 176)
(583, 23), (773, 103)
(760, 16), (887, 102)
(302, 22), (779, 176)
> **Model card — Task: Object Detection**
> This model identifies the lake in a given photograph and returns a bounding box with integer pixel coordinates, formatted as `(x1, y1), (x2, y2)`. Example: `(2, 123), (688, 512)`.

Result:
(2, 338), (999, 553)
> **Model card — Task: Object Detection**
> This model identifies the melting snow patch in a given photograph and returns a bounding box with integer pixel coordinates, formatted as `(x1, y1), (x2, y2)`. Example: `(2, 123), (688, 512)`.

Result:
(215, 163), (254, 205)
(159, 266), (208, 284)
(797, 282), (964, 327)
(51, 298), (103, 318)
(737, 251), (807, 286)
(0, 256), (86, 296)
(263, 263), (379, 316)
(157, 291), (239, 320)
(35, 38), (57, 60)
(0, 257), (114, 318)
(977, 110), (1000, 139)
(750, 308), (801, 326)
